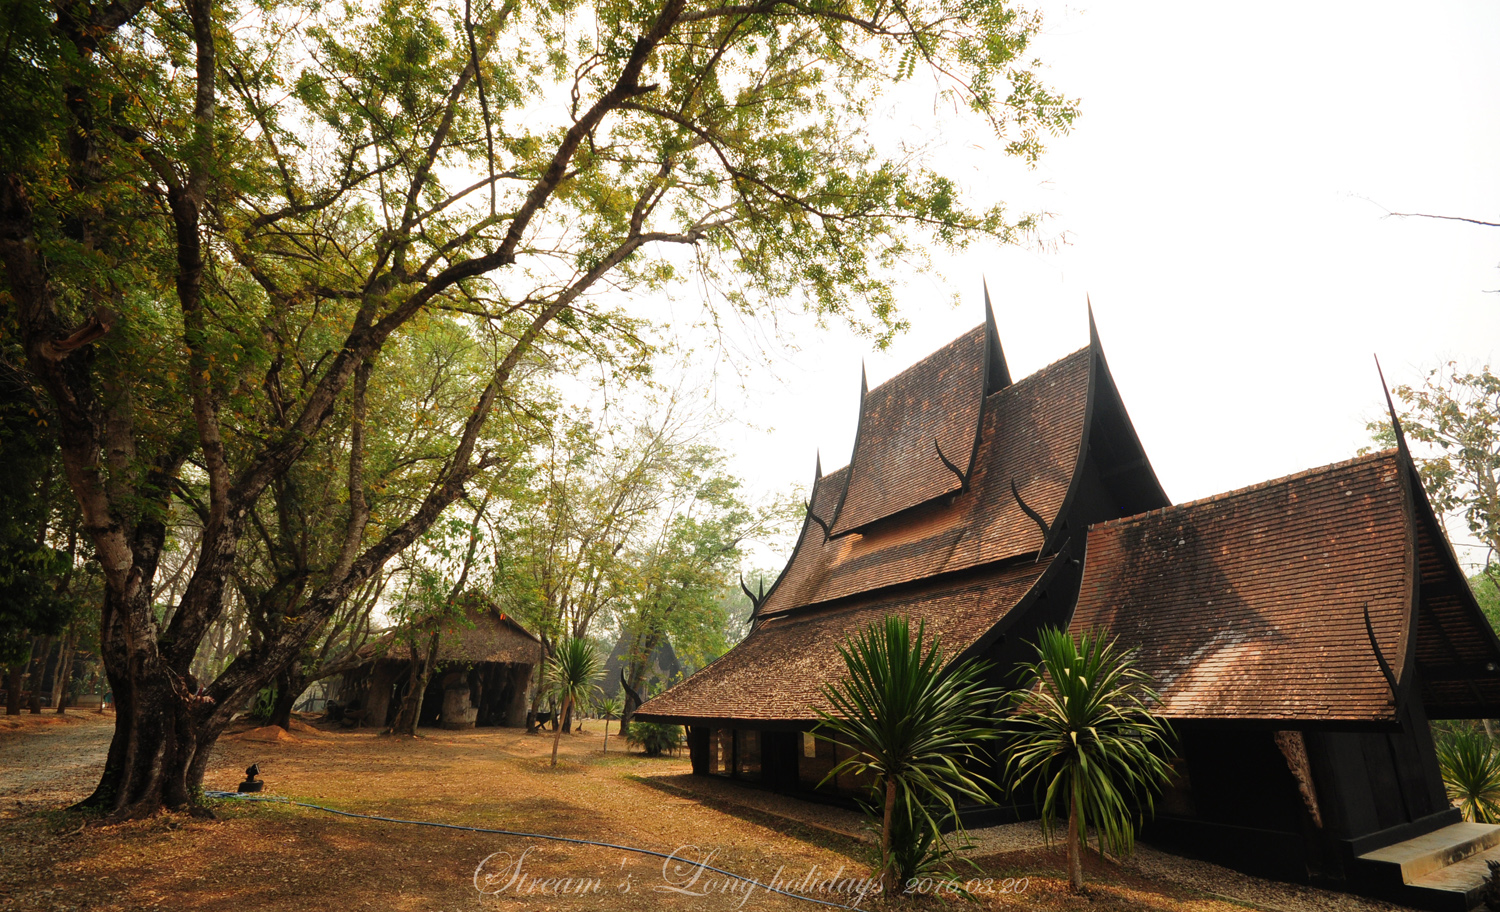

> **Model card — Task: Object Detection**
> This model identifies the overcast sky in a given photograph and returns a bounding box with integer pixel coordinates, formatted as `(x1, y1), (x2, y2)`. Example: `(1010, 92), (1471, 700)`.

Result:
(677, 2), (1500, 569)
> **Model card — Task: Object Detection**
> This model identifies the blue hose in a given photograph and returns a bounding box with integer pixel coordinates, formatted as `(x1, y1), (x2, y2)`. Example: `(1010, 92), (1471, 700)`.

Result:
(204, 790), (866, 909)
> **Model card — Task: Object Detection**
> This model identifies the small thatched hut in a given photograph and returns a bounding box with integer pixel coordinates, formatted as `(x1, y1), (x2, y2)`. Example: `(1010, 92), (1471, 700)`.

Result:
(337, 600), (542, 730)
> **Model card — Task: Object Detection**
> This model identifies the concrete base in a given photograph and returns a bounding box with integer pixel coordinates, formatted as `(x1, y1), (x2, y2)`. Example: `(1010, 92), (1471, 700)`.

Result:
(1357, 821), (1500, 911)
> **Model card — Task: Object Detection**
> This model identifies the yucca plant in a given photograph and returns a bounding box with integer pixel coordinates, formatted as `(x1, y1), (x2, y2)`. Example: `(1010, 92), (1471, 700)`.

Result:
(1437, 725), (1500, 823)
(548, 637), (603, 767)
(598, 693), (625, 754)
(815, 616), (1004, 892)
(1004, 627), (1175, 893)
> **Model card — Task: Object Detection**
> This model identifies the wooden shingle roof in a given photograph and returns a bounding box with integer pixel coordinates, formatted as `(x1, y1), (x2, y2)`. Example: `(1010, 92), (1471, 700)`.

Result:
(1072, 452), (1416, 722)
(358, 599), (543, 667)
(758, 347), (1090, 616)
(635, 559), (1053, 724)
(830, 326), (989, 535)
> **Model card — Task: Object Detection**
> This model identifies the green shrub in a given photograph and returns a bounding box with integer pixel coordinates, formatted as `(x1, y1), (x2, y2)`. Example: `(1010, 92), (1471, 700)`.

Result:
(1437, 725), (1500, 823)
(627, 721), (682, 756)
(1004, 627), (1175, 893)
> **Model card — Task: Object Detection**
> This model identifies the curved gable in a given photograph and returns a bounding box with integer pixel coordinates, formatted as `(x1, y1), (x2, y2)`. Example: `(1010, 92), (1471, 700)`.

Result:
(830, 326), (989, 535)
(759, 347), (1091, 615)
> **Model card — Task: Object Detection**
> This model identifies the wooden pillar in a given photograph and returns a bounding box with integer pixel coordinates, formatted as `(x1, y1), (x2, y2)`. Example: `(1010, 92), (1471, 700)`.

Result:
(688, 725), (710, 775)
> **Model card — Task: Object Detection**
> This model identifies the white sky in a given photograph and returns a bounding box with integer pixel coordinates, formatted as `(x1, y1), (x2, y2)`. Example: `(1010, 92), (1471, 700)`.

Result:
(674, 2), (1500, 570)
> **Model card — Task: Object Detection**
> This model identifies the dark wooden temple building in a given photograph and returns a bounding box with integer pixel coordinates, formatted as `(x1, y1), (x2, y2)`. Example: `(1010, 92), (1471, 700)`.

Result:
(337, 599), (541, 730)
(635, 299), (1500, 908)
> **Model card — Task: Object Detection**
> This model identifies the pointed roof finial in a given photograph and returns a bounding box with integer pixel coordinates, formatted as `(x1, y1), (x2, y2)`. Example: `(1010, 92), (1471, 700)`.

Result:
(814, 449), (823, 480)
(982, 278), (1012, 392)
(1087, 295), (1104, 354)
(1374, 356), (1412, 464)
(860, 360), (868, 397)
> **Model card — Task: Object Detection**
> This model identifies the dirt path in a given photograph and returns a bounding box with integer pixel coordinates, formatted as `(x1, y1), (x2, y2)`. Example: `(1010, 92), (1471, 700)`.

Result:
(0, 712), (114, 811)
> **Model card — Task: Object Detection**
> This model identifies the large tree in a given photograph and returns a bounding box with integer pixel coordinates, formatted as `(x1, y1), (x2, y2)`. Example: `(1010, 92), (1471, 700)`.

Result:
(0, 0), (1075, 817)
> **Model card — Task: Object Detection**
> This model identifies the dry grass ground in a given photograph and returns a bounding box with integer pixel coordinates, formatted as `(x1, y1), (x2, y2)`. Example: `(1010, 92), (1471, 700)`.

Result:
(0, 711), (1416, 912)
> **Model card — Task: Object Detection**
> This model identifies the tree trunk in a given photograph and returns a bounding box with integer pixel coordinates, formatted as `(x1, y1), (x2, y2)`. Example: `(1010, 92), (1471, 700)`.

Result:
(550, 694), (574, 766)
(71, 586), (252, 819)
(269, 662), (302, 731)
(51, 626), (78, 713)
(27, 636), (52, 713)
(38, 636), (61, 704)
(5, 664), (22, 715)
(526, 653), (549, 733)
(390, 630), (439, 736)
(1067, 778), (1084, 892)
(74, 660), (223, 817)
(881, 775), (897, 891)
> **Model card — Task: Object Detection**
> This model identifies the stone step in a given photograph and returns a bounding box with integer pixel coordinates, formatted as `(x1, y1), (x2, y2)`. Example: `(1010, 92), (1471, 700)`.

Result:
(1359, 822), (1500, 884)
(1406, 843), (1500, 911)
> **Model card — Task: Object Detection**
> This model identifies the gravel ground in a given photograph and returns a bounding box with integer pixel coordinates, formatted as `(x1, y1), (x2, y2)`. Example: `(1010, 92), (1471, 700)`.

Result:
(639, 771), (1422, 911)
(961, 819), (1418, 912)
(0, 712), (115, 814)
(637, 772), (873, 844)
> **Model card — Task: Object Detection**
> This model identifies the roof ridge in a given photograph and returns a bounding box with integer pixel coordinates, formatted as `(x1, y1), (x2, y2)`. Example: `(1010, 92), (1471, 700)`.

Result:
(987, 345), (1089, 401)
(864, 323), (985, 398)
(1089, 447), (1401, 531)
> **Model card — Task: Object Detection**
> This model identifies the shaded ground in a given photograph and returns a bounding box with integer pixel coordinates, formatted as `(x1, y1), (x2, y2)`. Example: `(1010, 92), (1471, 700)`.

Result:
(0, 712), (1416, 911)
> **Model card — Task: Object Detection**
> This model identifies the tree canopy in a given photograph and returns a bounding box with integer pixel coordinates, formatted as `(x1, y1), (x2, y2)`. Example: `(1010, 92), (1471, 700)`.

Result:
(0, 0), (1075, 816)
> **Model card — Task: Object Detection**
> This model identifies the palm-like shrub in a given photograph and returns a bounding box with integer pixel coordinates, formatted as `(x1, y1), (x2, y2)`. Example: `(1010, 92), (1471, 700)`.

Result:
(598, 694), (625, 754)
(815, 616), (1004, 891)
(548, 637), (602, 767)
(626, 720), (682, 757)
(1437, 725), (1500, 823)
(1004, 627), (1174, 893)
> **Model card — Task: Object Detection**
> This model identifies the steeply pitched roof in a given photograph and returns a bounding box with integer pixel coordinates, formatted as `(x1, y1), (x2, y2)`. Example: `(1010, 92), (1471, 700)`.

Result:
(1410, 467), (1500, 717)
(759, 347), (1091, 615)
(635, 559), (1053, 724)
(1071, 452), (1415, 722)
(830, 326), (989, 535)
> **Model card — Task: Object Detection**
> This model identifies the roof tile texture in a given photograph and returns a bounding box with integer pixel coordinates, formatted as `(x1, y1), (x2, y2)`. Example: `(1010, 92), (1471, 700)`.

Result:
(1071, 452), (1411, 722)
(831, 326), (988, 534)
(761, 347), (1090, 615)
(359, 607), (543, 667)
(636, 560), (1052, 723)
